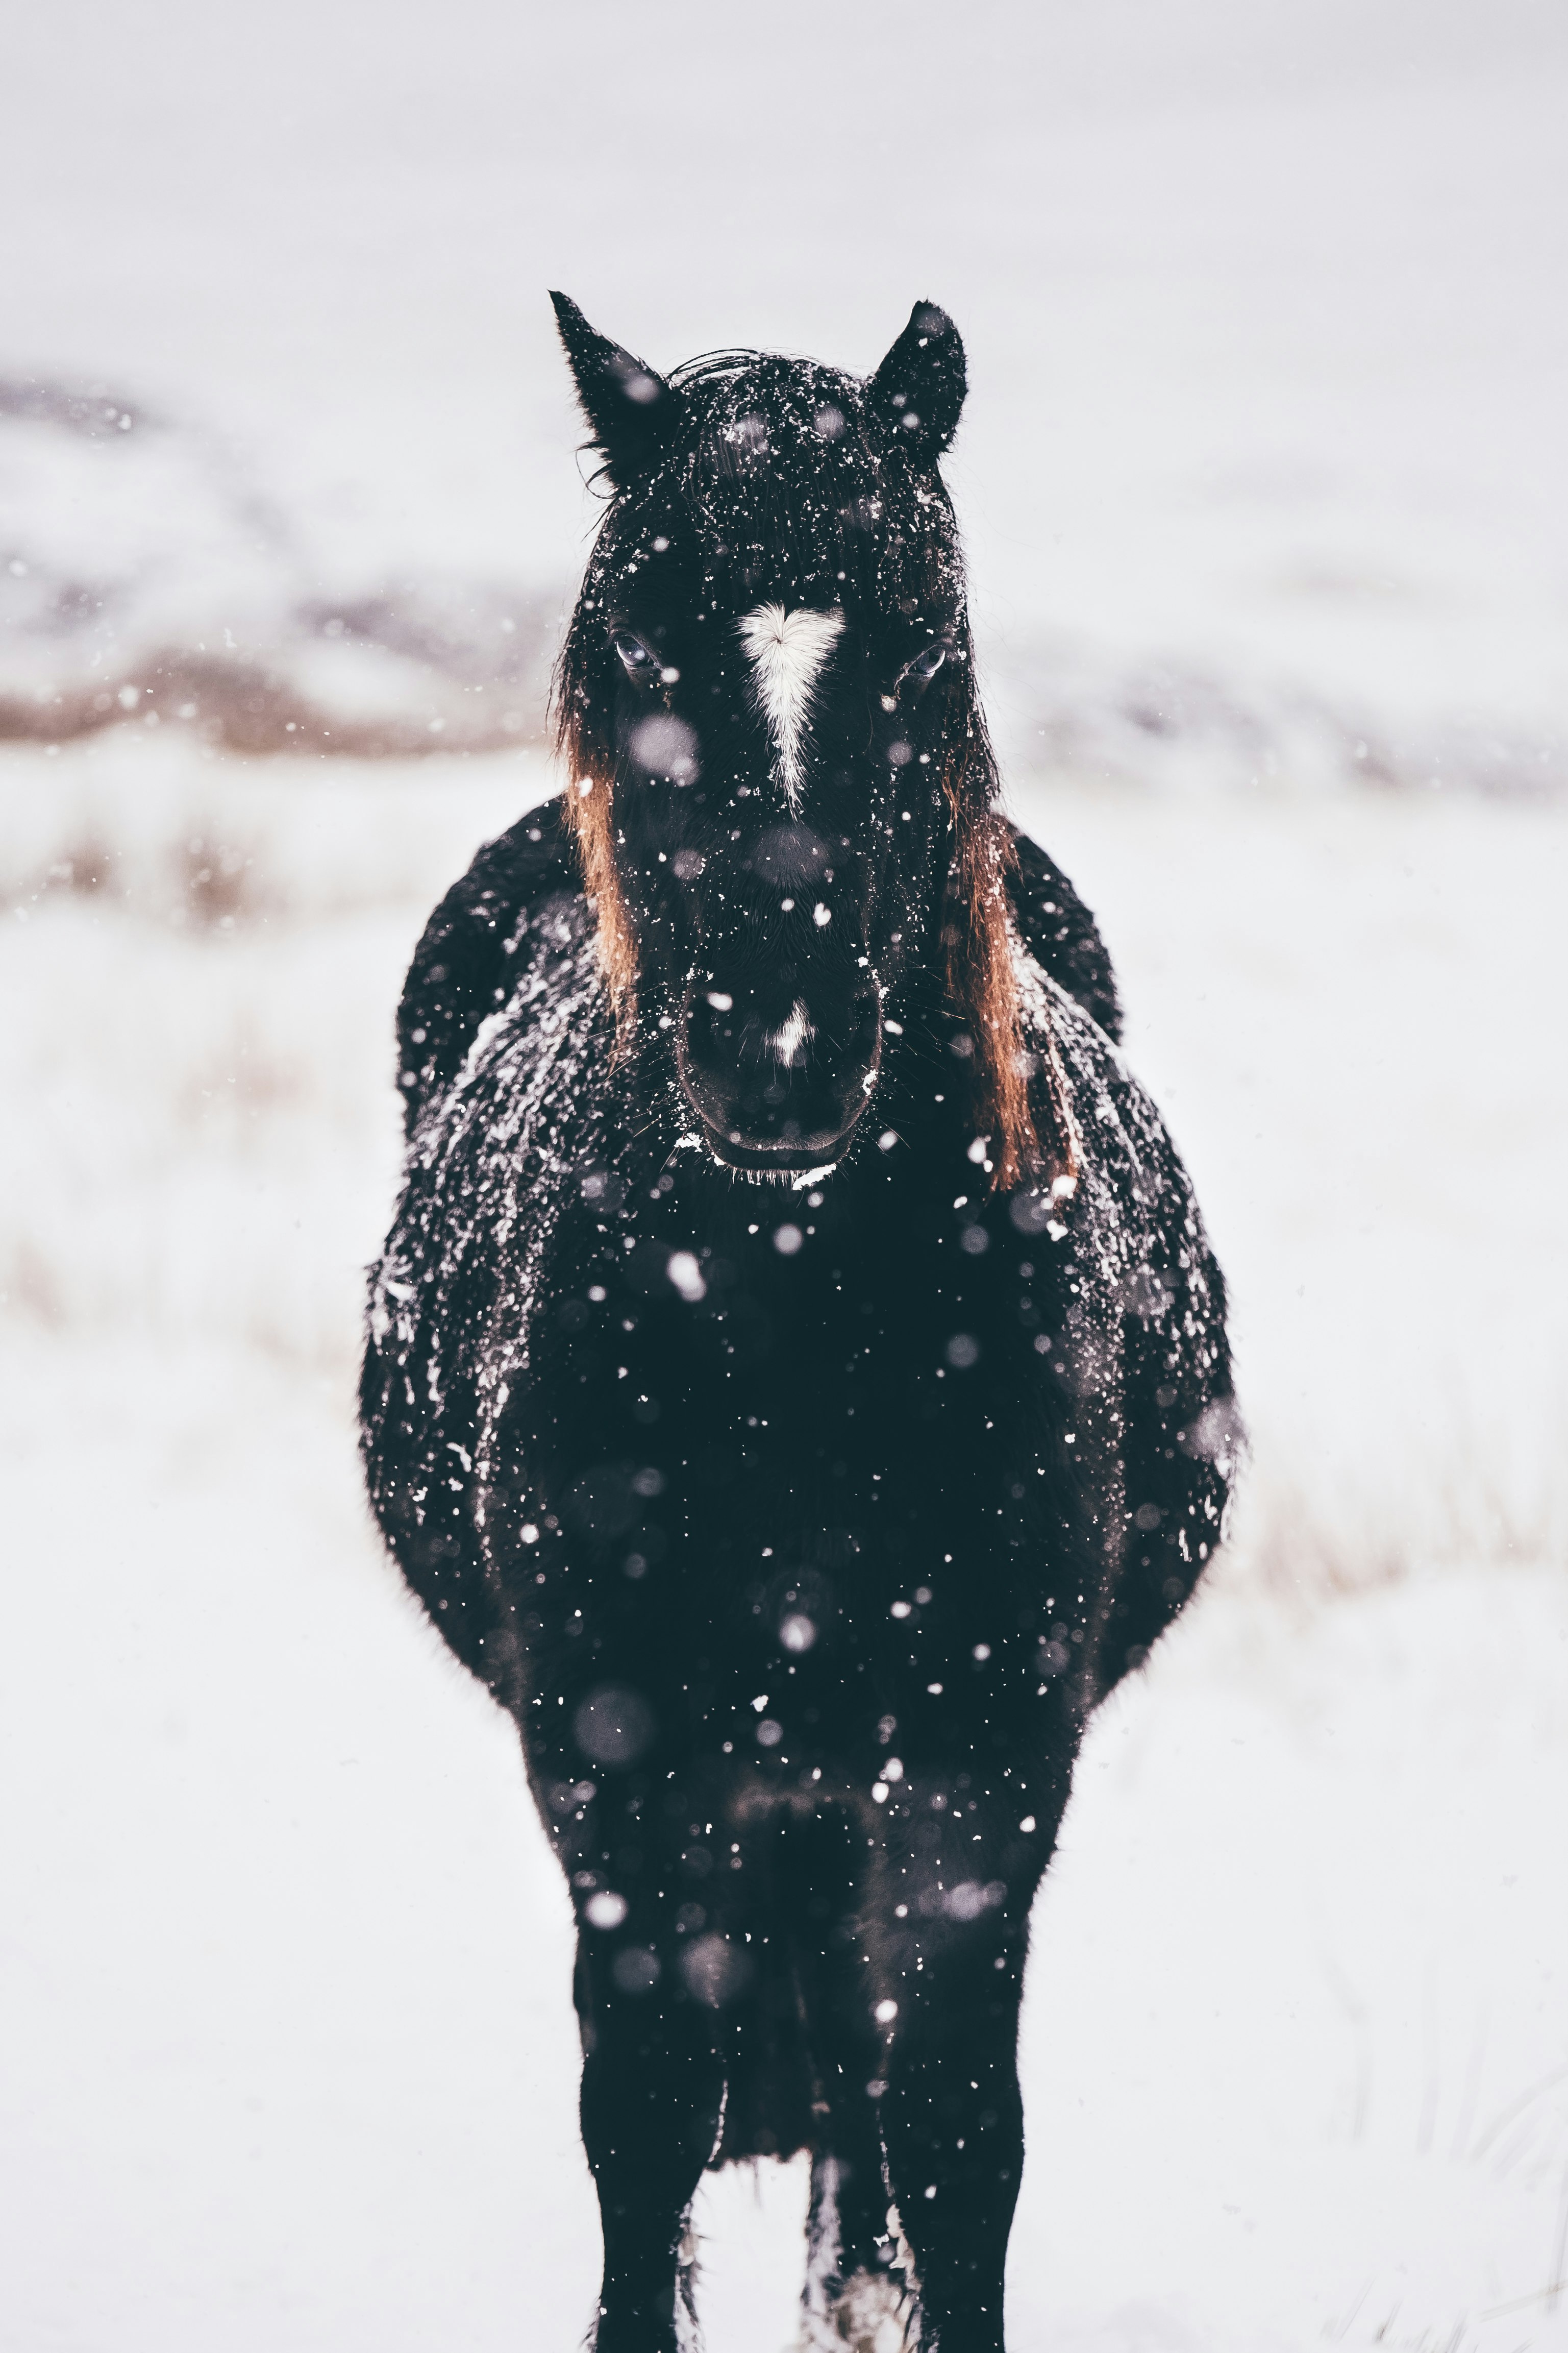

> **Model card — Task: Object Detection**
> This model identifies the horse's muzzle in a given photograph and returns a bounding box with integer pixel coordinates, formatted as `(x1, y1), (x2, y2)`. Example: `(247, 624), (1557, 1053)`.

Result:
(676, 973), (882, 1176)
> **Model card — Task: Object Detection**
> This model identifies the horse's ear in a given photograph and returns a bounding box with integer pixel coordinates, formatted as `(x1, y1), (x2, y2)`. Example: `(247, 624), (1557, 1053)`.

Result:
(550, 291), (679, 484)
(868, 302), (966, 459)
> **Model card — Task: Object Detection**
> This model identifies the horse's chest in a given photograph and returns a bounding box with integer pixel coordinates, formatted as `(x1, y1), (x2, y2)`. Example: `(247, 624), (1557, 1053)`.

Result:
(493, 1188), (1111, 1682)
(522, 1188), (1071, 1457)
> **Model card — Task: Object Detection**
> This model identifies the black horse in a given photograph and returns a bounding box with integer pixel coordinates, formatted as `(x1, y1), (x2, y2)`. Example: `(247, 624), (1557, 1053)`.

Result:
(360, 296), (1239, 2353)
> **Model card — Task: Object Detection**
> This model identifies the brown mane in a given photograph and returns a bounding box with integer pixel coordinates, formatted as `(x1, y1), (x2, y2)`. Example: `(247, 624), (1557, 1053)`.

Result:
(936, 725), (1077, 1195)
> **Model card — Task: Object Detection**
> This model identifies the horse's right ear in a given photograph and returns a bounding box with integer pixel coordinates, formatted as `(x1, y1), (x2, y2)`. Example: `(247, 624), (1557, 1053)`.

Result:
(550, 292), (679, 485)
(868, 301), (967, 459)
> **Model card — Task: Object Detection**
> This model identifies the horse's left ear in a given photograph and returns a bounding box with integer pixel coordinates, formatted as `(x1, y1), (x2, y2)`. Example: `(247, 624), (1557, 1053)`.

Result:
(550, 291), (679, 484)
(868, 302), (967, 458)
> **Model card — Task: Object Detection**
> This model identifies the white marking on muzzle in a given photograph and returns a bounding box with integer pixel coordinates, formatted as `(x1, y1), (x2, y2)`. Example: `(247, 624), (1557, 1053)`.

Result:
(768, 997), (815, 1067)
(737, 602), (844, 812)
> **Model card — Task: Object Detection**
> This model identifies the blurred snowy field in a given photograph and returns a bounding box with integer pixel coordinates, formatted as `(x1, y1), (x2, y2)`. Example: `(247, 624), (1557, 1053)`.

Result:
(4, 1), (1568, 792)
(1, 736), (1564, 2352)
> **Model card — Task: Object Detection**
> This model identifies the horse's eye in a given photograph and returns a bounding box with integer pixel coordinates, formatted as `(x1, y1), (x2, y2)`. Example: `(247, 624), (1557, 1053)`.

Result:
(900, 644), (948, 687)
(613, 633), (661, 679)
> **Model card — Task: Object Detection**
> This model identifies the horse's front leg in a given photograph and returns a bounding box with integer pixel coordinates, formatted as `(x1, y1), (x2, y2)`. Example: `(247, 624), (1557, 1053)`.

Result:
(795, 1876), (907, 2348)
(575, 1889), (726, 2352)
(875, 1798), (1058, 2353)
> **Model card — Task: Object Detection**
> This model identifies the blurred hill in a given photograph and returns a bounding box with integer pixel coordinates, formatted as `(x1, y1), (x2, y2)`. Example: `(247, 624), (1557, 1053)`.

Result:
(3, 0), (1566, 792)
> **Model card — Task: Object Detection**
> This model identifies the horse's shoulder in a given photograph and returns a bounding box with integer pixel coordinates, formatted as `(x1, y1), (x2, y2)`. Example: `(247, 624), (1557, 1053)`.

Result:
(1013, 947), (1210, 1279)
(396, 793), (583, 1132)
(1006, 823), (1122, 1044)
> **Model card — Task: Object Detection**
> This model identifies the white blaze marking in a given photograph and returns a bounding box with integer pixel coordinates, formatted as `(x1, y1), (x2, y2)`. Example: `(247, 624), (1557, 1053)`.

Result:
(768, 998), (815, 1067)
(737, 602), (844, 811)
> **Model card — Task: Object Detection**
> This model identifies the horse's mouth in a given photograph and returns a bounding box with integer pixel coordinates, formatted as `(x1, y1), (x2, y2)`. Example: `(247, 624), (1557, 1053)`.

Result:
(696, 1117), (861, 1185)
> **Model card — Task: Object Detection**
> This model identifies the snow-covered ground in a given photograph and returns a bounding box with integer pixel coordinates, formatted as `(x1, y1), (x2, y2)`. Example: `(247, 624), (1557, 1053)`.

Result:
(2, 736), (1564, 2351)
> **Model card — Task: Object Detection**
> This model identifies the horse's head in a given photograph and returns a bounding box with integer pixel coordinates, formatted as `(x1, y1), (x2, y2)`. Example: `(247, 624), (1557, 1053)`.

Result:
(552, 293), (1040, 1187)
